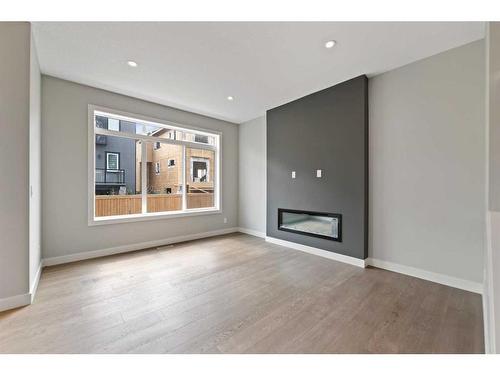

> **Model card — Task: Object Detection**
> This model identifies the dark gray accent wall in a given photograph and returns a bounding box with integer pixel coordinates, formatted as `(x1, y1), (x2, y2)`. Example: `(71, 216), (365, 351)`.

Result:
(266, 75), (368, 259)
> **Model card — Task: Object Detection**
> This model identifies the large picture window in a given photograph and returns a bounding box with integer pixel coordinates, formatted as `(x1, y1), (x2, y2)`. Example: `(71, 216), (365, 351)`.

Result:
(89, 106), (220, 224)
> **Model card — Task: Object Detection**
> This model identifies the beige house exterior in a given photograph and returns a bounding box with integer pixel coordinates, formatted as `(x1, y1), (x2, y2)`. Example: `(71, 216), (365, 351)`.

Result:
(134, 128), (215, 208)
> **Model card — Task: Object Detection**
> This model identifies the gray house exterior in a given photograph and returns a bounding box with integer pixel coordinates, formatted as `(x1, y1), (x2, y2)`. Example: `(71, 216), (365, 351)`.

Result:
(95, 116), (137, 195)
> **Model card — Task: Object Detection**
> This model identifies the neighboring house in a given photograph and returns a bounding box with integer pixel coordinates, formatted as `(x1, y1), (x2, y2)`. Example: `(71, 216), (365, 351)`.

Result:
(95, 116), (137, 195)
(96, 116), (214, 197)
(135, 128), (215, 195)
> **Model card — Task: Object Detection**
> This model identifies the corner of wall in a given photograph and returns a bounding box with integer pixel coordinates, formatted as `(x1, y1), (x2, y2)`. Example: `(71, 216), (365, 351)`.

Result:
(237, 116), (267, 234)
(29, 23), (42, 291)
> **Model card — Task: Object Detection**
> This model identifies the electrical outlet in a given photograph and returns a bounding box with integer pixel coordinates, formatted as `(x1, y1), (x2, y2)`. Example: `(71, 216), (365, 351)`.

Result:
(292, 171), (296, 179)
(223, 217), (228, 224)
(316, 169), (322, 178)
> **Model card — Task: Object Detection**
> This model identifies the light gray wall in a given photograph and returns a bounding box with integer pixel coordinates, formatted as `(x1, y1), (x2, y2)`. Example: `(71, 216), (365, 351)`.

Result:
(29, 30), (42, 289)
(266, 76), (368, 259)
(0, 22), (30, 299)
(485, 22), (500, 353)
(42, 76), (238, 259)
(489, 24), (500, 212)
(369, 40), (485, 283)
(238, 116), (266, 234)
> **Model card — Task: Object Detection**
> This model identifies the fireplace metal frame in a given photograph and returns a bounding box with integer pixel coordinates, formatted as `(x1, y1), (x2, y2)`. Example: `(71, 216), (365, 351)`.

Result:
(277, 208), (342, 242)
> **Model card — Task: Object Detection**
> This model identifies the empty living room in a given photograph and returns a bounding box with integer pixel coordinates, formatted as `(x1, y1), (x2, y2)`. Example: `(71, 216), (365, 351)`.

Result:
(1, 0), (500, 372)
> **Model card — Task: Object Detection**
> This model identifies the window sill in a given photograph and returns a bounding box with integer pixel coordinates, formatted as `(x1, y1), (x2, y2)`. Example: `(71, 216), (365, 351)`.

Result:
(89, 207), (221, 226)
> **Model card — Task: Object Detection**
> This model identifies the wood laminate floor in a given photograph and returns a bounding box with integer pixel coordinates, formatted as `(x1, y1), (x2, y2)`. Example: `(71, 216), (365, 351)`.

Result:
(0, 233), (484, 353)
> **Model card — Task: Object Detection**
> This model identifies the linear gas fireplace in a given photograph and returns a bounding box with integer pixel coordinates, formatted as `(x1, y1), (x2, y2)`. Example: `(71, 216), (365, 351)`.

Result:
(278, 208), (342, 242)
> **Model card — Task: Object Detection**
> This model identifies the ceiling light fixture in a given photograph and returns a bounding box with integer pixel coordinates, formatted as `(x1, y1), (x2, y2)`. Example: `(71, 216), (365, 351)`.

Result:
(325, 40), (336, 49)
(127, 60), (138, 67)
(227, 96), (234, 101)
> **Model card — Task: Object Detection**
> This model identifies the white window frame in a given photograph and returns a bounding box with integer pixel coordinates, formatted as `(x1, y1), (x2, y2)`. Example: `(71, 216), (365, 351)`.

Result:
(106, 152), (120, 170)
(155, 161), (161, 175)
(88, 105), (222, 226)
(168, 158), (176, 168)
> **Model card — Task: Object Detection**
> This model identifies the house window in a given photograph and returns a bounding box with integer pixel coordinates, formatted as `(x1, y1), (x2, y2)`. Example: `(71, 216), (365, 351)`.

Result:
(106, 152), (120, 170)
(195, 134), (209, 144)
(90, 106), (220, 224)
(95, 115), (107, 129)
(186, 150), (214, 209)
(108, 118), (120, 131)
(191, 157), (209, 182)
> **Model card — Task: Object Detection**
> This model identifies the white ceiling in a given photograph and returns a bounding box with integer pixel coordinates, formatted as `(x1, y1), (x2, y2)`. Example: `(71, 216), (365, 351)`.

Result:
(32, 22), (485, 123)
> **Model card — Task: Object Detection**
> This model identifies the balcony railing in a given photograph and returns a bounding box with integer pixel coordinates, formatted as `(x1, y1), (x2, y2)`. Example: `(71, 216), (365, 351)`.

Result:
(96, 168), (125, 184)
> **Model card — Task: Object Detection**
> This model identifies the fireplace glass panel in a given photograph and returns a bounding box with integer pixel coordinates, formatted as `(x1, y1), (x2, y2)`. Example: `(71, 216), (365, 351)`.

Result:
(278, 209), (341, 241)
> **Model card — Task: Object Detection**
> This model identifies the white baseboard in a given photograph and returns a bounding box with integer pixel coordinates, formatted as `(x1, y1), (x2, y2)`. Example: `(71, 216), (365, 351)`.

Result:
(483, 210), (499, 353)
(483, 286), (493, 354)
(1, 228), (238, 312)
(261, 236), (482, 294)
(366, 258), (483, 294)
(0, 262), (43, 312)
(238, 227), (266, 238)
(0, 293), (31, 312)
(8, 227), (483, 316)
(265, 236), (367, 268)
(43, 227), (239, 267)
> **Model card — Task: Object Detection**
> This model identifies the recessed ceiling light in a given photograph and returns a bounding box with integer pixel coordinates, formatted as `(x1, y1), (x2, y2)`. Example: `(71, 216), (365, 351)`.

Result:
(127, 60), (138, 67)
(227, 96), (234, 101)
(325, 40), (336, 49)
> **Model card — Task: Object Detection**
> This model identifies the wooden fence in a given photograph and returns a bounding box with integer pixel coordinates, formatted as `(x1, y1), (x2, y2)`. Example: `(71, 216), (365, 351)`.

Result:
(187, 193), (214, 209)
(95, 193), (214, 217)
(147, 194), (182, 213)
(95, 195), (142, 217)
